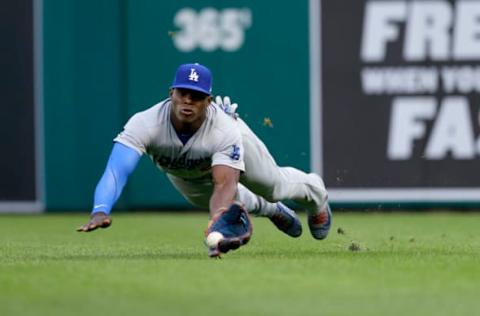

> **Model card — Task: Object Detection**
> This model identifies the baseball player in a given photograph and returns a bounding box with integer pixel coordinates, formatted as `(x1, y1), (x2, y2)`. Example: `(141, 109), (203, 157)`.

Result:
(77, 63), (332, 257)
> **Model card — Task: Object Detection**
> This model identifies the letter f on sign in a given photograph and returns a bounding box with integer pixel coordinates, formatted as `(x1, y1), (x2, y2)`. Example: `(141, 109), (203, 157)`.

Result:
(361, 1), (407, 62)
(387, 97), (436, 160)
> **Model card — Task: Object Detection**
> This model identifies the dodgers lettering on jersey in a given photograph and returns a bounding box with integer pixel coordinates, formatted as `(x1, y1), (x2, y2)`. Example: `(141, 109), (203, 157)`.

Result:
(114, 99), (245, 180)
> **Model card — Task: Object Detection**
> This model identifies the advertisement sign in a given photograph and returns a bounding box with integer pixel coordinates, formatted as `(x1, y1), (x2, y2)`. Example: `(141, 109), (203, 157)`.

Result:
(313, 0), (480, 202)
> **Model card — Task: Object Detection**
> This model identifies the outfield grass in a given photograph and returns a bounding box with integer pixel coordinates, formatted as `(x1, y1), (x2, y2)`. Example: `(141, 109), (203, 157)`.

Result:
(0, 212), (479, 316)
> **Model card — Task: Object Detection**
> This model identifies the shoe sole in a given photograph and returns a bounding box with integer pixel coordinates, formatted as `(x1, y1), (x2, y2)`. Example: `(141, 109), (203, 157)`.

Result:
(272, 203), (303, 238)
(308, 204), (332, 240)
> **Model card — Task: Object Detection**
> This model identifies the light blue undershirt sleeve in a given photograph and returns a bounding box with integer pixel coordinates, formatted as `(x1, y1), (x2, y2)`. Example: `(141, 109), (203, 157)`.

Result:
(91, 142), (142, 215)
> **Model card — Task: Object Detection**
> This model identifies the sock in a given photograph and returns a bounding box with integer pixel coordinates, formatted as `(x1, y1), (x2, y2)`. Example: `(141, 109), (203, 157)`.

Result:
(256, 199), (278, 217)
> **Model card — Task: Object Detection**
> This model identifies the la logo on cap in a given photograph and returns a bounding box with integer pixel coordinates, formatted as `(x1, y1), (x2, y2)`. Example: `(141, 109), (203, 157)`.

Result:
(188, 68), (199, 82)
(171, 63), (212, 95)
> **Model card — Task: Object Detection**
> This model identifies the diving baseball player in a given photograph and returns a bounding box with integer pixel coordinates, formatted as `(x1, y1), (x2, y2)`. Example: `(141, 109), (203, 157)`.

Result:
(77, 63), (332, 257)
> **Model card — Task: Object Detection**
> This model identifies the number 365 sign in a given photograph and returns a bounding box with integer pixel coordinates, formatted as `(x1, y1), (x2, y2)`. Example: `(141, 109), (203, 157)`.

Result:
(172, 8), (252, 52)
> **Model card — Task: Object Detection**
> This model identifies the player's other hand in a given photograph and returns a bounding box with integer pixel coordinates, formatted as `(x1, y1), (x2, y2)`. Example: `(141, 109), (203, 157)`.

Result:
(215, 96), (238, 119)
(76, 212), (112, 232)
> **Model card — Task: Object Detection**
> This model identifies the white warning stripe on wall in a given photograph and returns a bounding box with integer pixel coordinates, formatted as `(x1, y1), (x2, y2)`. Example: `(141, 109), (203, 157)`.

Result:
(329, 188), (480, 203)
(309, 0), (322, 175)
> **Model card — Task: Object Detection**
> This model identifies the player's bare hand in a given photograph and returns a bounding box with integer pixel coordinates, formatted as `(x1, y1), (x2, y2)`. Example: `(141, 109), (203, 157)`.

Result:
(76, 212), (112, 232)
(215, 96), (238, 119)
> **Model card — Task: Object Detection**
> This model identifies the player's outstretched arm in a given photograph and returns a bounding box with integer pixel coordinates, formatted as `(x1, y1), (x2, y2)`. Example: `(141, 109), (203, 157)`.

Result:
(205, 165), (247, 257)
(77, 142), (141, 232)
(209, 165), (240, 217)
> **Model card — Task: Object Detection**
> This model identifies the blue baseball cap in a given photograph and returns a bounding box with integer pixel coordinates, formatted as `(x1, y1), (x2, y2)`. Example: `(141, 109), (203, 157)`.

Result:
(171, 63), (212, 95)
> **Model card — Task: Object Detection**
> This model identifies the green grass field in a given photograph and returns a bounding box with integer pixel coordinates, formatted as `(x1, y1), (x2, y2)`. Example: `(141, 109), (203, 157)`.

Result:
(1, 212), (479, 316)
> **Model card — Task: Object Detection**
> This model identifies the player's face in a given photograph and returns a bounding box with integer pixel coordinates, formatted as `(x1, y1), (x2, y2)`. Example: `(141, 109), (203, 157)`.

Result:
(170, 88), (211, 125)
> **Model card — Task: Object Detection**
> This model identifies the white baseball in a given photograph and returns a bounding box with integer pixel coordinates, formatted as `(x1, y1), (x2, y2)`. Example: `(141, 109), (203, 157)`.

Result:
(206, 231), (224, 248)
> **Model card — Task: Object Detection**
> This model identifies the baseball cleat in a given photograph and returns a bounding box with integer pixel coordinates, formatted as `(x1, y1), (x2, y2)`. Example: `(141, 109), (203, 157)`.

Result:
(269, 202), (302, 238)
(308, 203), (332, 240)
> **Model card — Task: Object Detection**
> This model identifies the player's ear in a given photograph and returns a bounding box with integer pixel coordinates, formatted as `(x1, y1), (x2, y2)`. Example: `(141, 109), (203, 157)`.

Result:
(169, 88), (174, 97)
(206, 95), (212, 103)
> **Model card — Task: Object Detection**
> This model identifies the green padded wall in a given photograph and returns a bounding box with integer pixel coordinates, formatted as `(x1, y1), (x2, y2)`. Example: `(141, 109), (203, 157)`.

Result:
(43, 0), (124, 210)
(43, 0), (310, 211)
(124, 0), (310, 209)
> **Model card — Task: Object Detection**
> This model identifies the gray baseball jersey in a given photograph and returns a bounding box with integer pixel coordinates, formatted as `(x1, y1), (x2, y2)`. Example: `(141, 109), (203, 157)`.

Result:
(114, 99), (245, 180)
(114, 98), (327, 215)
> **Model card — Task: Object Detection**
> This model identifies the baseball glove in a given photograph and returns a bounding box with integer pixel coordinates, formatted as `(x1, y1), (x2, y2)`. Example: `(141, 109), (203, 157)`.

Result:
(205, 202), (253, 257)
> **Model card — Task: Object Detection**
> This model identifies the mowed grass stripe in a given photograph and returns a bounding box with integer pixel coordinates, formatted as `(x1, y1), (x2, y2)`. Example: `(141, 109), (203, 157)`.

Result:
(0, 212), (479, 316)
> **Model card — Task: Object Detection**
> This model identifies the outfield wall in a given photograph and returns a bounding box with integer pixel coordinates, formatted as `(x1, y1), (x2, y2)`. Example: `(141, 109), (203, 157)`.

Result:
(42, 0), (310, 211)
(5, 0), (480, 212)
(314, 0), (480, 205)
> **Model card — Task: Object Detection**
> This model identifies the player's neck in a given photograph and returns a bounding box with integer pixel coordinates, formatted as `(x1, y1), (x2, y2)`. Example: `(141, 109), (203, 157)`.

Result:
(170, 113), (206, 134)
